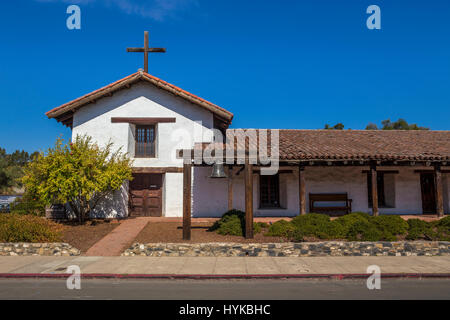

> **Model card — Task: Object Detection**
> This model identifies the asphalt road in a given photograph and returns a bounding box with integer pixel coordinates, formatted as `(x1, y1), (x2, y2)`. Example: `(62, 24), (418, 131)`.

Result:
(0, 278), (448, 300)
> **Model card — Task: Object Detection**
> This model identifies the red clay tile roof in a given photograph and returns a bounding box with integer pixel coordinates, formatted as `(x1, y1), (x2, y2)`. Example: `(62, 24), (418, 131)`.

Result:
(193, 129), (450, 162)
(45, 71), (233, 123)
(277, 130), (450, 161)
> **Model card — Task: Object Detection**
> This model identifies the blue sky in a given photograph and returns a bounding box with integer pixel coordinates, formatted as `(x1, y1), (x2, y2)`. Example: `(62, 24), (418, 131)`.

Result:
(1, 0), (449, 153)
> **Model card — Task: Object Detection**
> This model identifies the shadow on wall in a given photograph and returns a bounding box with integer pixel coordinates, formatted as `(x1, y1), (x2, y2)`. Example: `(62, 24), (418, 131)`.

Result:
(64, 184), (129, 219)
(192, 166), (228, 218)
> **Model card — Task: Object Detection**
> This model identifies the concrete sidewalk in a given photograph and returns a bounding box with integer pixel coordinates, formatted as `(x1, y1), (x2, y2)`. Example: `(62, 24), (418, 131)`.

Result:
(0, 256), (448, 278)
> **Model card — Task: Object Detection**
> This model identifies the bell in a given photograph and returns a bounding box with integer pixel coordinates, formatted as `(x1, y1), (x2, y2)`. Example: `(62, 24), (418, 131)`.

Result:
(210, 163), (228, 178)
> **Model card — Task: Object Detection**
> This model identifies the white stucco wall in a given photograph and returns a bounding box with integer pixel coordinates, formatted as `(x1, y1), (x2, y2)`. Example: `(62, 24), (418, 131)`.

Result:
(303, 166), (425, 215)
(191, 166), (450, 217)
(444, 174), (450, 213)
(71, 82), (215, 218)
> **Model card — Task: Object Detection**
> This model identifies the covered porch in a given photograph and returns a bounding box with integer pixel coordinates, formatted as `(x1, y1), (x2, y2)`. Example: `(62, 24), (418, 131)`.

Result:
(179, 128), (450, 239)
(181, 159), (449, 239)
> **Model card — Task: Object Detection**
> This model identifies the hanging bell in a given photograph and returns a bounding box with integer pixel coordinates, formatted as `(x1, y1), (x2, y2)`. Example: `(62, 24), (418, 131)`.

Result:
(210, 163), (228, 178)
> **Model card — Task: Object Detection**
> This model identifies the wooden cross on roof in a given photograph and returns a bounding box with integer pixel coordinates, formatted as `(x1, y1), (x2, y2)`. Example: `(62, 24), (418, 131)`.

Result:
(127, 31), (166, 73)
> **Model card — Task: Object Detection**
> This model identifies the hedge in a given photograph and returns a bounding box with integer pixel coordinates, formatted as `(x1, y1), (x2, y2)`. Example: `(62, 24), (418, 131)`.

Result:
(211, 211), (450, 242)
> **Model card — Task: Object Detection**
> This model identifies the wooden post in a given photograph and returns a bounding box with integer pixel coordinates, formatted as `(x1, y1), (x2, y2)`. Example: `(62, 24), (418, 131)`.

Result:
(227, 166), (233, 211)
(244, 160), (254, 239)
(298, 166), (306, 215)
(371, 164), (379, 216)
(435, 164), (444, 217)
(182, 162), (192, 240)
(143, 31), (149, 73)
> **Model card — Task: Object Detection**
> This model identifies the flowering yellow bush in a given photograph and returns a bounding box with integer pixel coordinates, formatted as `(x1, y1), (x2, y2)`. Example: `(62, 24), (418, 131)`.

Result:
(22, 135), (133, 223)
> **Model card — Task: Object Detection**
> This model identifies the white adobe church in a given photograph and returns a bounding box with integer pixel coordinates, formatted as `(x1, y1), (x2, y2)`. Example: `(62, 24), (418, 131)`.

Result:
(45, 35), (450, 223)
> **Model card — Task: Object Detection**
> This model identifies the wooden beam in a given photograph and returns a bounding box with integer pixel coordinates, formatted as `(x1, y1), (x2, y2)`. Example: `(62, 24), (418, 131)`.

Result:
(244, 159), (254, 239)
(415, 169), (450, 174)
(132, 167), (183, 173)
(111, 117), (176, 124)
(182, 162), (192, 240)
(57, 112), (74, 123)
(126, 47), (166, 53)
(299, 166), (306, 215)
(227, 167), (233, 211)
(435, 164), (444, 217)
(362, 170), (399, 174)
(371, 164), (379, 216)
(253, 169), (293, 174)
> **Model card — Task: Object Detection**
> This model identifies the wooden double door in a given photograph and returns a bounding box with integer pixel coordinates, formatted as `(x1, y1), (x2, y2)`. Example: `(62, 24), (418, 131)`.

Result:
(129, 173), (163, 217)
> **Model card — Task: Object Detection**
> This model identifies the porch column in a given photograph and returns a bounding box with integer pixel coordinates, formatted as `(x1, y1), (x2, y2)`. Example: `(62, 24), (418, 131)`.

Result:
(182, 162), (192, 240)
(298, 166), (306, 215)
(244, 160), (254, 239)
(435, 164), (444, 217)
(370, 164), (379, 216)
(227, 166), (233, 211)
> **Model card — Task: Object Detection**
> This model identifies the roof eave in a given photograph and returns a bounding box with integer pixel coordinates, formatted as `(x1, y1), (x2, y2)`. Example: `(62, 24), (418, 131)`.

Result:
(46, 71), (233, 124)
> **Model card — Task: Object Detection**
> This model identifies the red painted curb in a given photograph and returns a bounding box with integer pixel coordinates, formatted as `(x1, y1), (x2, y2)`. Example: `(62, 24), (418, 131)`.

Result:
(0, 273), (449, 280)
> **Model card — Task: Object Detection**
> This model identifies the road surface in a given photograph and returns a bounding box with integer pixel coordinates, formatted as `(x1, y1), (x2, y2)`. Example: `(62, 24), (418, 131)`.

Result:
(0, 278), (448, 299)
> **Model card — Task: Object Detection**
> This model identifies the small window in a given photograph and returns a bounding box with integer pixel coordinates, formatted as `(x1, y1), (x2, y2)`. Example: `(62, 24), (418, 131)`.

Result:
(135, 125), (156, 158)
(367, 172), (395, 208)
(260, 174), (280, 208)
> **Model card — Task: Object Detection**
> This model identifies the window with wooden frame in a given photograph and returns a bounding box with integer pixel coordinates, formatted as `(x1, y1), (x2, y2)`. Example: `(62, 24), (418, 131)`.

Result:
(135, 125), (156, 158)
(367, 172), (386, 207)
(259, 174), (280, 208)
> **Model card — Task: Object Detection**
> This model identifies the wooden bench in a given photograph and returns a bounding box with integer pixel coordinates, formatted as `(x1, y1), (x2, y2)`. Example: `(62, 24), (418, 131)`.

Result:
(309, 193), (352, 215)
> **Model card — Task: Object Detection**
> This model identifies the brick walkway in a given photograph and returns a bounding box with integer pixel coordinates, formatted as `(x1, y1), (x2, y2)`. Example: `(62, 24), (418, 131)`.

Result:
(85, 217), (150, 256)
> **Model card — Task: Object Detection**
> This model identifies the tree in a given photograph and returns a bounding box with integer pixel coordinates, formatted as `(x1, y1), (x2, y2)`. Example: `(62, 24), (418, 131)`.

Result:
(324, 123), (345, 130)
(0, 147), (37, 193)
(22, 135), (133, 223)
(367, 118), (429, 130)
(365, 123), (378, 130)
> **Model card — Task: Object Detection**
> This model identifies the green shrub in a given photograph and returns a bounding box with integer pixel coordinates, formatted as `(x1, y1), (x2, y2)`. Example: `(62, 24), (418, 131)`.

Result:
(406, 219), (435, 240)
(265, 220), (296, 237)
(210, 210), (263, 236)
(348, 212), (372, 219)
(0, 214), (62, 242)
(372, 215), (409, 240)
(372, 215), (408, 235)
(211, 211), (450, 241)
(254, 222), (269, 234)
(10, 195), (46, 216)
(209, 210), (244, 236)
(436, 216), (450, 229)
(434, 216), (450, 241)
(291, 213), (344, 239)
(335, 212), (370, 231)
(335, 212), (372, 239)
(346, 219), (383, 241)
